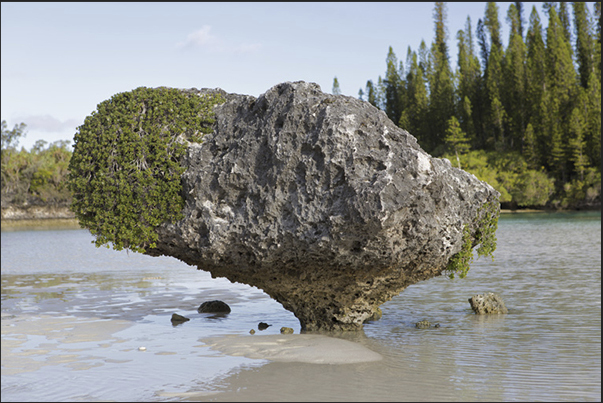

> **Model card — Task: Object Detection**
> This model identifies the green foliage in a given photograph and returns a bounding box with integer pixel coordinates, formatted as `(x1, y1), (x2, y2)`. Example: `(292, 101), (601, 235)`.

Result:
(444, 115), (470, 168)
(1, 121), (72, 207)
(510, 170), (555, 206)
(559, 168), (602, 209)
(67, 87), (225, 253)
(1, 120), (27, 154)
(446, 200), (499, 279)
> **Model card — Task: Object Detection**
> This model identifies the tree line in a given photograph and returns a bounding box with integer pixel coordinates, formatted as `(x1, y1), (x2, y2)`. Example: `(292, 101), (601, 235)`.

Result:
(1, 120), (72, 207)
(350, 1), (601, 209)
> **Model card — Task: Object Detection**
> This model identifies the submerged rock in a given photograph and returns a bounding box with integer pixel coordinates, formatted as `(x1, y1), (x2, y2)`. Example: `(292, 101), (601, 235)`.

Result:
(136, 81), (498, 331)
(415, 320), (431, 329)
(171, 313), (190, 324)
(197, 300), (231, 314)
(468, 292), (508, 314)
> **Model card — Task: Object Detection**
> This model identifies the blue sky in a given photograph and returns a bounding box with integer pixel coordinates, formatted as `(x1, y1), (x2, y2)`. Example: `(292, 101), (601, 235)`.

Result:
(1, 2), (561, 150)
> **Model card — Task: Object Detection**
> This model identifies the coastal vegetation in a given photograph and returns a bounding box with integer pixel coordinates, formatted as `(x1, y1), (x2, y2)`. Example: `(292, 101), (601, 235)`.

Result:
(1, 120), (72, 207)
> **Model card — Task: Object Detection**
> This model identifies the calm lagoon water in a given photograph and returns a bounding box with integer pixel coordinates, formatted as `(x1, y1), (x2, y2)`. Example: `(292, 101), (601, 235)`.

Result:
(1, 211), (601, 401)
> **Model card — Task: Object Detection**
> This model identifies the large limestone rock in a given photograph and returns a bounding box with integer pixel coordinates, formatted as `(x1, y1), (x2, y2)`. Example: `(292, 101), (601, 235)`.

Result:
(147, 81), (500, 331)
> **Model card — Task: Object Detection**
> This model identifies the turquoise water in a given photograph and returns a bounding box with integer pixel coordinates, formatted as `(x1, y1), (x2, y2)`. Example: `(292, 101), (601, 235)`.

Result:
(1, 211), (600, 401)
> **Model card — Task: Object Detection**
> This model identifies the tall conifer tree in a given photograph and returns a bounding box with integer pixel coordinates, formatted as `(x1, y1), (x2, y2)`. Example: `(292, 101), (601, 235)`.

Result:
(427, 2), (455, 153)
(504, 3), (528, 151)
(383, 47), (403, 124)
(572, 2), (595, 89)
(544, 6), (577, 182)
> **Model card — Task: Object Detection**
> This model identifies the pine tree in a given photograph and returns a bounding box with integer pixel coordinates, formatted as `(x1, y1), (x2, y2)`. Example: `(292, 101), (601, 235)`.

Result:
(568, 106), (588, 181)
(332, 77), (341, 95)
(477, 18), (490, 71)
(526, 5), (547, 159)
(365, 80), (377, 107)
(559, 2), (573, 54)
(515, 2), (525, 38)
(544, 6), (577, 182)
(572, 2), (595, 89)
(400, 48), (429, 145)
(483, 2), (507, 150)
(383, 46), (403, 124)
(376, 76), (386, 111)
(523, 122), (539, 169)
(428, 2), (455, 154)
(418, 39), (431, 76)
(585, 71), (601, 167)
(503, 3), (528, 151)
(444, 116), (471, 169)
(455, 16), (481, 144)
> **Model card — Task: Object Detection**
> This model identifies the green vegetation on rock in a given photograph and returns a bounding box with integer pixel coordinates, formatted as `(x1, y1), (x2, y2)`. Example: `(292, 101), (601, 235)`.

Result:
(67, 87), (225, 253)
(445, 199), (499, 279)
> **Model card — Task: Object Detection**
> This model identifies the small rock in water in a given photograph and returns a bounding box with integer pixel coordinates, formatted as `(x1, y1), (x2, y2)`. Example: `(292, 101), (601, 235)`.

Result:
(258, 322), (271, 330)
(197, 300), (231, 314)
(171, 313), (190, 324)
(249, 329), (256, 335)
(415, 320), (431, 329)
(434, 323), (440, 328)
(280, 327), (294, 334)
(468, 292), (508, 314)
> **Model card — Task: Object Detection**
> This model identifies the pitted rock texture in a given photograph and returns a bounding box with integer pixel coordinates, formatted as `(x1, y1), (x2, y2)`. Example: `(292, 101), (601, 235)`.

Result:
(147, 81), (500, 331)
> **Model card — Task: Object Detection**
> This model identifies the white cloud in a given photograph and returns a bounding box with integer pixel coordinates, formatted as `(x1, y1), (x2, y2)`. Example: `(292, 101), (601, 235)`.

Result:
(177, 25), (219, 49)
(177, 26), (262, 54)
(15, 115), (81, 133)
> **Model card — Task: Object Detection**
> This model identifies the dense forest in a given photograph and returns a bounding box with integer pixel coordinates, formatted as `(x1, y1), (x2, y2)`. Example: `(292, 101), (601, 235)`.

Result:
(1, 2), (601, 212)
(352, 1), (601, 209)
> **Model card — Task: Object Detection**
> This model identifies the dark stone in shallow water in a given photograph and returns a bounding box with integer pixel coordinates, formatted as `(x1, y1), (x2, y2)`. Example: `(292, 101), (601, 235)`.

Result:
(171, 313), (190, 324)
(197, 300), (231, 313)
(258, 322), (271, 330)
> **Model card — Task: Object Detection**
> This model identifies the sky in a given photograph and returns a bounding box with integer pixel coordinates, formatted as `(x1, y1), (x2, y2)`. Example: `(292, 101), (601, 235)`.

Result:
(1, 2), (562, 151)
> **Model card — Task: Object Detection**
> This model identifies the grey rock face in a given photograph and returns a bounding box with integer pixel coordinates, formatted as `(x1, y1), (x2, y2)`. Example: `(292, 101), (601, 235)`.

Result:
(148, 81), (500, 331)
(468, 292), (508, 314)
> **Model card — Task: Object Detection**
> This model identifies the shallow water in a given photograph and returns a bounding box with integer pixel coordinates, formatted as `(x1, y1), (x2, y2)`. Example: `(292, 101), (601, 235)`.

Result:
(1, 211), (600, 401)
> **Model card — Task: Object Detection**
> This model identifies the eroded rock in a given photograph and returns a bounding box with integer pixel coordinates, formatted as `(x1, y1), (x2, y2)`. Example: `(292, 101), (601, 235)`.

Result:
(147, 81), (500, 331)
